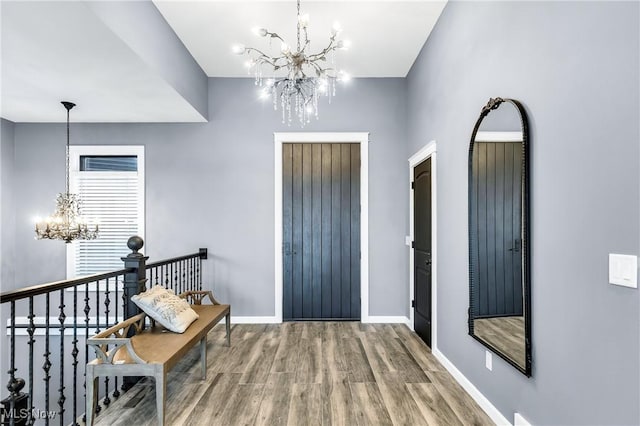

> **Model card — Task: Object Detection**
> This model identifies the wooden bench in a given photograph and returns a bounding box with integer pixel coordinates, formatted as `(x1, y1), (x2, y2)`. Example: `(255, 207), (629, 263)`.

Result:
(85, 291), (230, 426)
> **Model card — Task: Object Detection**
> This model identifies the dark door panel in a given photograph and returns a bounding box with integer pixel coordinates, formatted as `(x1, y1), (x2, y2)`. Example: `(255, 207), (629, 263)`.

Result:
(283, 143), (361, 320)
(414, 158), (432, 347)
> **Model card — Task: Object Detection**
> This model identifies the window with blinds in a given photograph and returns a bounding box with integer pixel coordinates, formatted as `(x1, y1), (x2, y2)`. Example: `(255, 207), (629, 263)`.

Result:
(67, 146), (145, 278)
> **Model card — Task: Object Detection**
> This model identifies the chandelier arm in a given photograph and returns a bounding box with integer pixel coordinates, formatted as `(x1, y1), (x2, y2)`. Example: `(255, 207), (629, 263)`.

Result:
(306, 42), (338, 62)
(265, 31), (286, 43)
(245, 48), (283, 68)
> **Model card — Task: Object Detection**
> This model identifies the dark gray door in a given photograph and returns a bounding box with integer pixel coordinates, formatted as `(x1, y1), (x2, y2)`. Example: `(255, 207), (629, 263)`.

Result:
(471, 142), (523, 317)
(413, 157), (432, 347)
(283, 143), (361, 320)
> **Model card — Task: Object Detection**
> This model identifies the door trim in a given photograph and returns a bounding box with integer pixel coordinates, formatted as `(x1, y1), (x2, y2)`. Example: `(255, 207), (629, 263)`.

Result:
(409, 140), (437, 350)
(274, 132), (370, 323)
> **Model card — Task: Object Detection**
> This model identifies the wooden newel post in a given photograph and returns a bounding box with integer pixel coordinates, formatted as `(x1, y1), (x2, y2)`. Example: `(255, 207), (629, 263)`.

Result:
(120, 235), (147, 391)
(121, 236), (148, 320)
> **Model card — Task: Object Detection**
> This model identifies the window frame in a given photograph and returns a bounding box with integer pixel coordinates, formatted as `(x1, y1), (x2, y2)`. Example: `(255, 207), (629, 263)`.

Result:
(66, 145), (145, 279)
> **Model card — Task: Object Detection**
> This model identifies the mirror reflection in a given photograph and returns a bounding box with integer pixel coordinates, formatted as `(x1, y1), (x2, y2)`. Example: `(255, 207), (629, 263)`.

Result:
(468, 97), (531, 375)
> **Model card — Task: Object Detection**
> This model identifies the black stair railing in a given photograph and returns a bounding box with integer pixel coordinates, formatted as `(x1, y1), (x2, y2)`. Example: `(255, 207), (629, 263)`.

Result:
(0, 236), (207, 426)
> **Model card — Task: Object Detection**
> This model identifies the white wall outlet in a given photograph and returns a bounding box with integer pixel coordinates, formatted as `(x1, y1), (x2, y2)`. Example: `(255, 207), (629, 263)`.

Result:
(405, 236), (412, 246)
(485, 350), (492, 371)
(609, 254), (638, 288)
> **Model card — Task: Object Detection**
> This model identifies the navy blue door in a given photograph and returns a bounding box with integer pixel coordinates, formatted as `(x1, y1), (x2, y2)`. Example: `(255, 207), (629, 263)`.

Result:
(283, 143), (361, 320)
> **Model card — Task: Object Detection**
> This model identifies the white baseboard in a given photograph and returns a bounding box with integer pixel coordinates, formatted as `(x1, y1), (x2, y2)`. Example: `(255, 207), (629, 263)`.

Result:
(230, 316), (281, 324)
(432, 348), (511, 426)
(362, 316), (411, 326)
(514, 413), (532, 426)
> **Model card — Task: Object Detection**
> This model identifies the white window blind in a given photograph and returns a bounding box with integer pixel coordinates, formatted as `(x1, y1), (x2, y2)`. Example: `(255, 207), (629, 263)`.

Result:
(67, 146), (145, 278)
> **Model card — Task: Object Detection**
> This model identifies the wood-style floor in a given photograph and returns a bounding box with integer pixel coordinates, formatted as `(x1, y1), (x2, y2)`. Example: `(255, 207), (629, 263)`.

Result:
(473, 316), (525, 368)
(93, 322), (494, 426)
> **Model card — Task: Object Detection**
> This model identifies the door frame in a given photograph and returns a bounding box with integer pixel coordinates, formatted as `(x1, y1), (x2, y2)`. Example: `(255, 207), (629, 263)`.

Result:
(274, 132), (370, 323)
(409, 140), (437, 349)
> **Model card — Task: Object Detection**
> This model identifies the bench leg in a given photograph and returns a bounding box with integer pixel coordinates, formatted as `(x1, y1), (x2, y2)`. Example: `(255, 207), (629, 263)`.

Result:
(155, 369), (166, 426)
(200, 336), (207, 380)
(226, 312), (231, 347)
(85, 367), (98, 426)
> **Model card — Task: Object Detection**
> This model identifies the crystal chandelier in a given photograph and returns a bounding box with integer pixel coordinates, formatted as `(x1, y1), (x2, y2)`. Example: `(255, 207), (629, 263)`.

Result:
(35, 102), (99, 243)
(233, 0), (350, 126)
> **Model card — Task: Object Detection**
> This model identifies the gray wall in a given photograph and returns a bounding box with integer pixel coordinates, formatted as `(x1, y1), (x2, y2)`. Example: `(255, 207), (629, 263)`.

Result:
(407, 1), (639, 425)
(10, 78), (409, 317)
(1, 118), (15, 290)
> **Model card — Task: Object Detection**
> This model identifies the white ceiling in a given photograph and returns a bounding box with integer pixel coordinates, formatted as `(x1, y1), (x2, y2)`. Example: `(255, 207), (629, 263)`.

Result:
(1, 1), (446, 123)
(153, 0), (447, 78)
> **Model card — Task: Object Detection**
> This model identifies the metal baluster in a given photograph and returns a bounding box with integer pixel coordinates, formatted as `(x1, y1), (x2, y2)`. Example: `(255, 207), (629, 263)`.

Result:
(58, 290), (66, 425)
(198, 257), (202, 291)
(164, 265), (169, 288)
(189, 258), (194, 292)
(120, 282), (127, 392)
(94, 283), (101, 414)
(113, 277), (120, 399)
(43, 293), (51, 426)
(181, 260), (186, 294)
(174, 262), (178, 294)
(82, 282), (90, 422)
(102, 279), (111, 407)
(71, 286), (79, 426)
(27, 298), (35, 426)
(5, 301), (26, 426)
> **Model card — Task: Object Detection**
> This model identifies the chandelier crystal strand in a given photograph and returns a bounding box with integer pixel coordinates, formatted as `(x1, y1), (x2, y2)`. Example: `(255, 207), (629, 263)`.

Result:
(233, 0), (349, 127)
(35, 102), (99, 243)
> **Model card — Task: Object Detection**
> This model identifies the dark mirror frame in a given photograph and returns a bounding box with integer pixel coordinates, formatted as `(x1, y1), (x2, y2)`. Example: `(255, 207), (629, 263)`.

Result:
(468, 97), (532, 376)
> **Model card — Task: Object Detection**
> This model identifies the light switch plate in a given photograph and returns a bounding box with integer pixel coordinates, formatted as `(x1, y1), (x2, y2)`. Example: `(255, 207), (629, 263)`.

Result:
(405, 236), (412, 246)
(609, 254), (638, 288)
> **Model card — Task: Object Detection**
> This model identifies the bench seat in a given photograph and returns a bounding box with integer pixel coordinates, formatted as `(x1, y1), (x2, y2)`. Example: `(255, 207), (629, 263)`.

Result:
(85, 291), (230, 426)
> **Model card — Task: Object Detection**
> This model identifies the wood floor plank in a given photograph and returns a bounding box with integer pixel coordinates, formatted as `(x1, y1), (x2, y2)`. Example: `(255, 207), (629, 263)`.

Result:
(216, 383), (265, 425)
(428, 371), (494, 426)
(407, 383), (464, 426)
(184, 373), (241, 424)
(240, 336), (280, 384)
(287, 383), (323, 426)
(272, 332), (302, 373)
(321, 369), (356, 426)
(340, 338), (376, 383)
(322, 336), (347, 373)
(301, 322), (325, 339)
(391, 325), (446, 373)
(359, 332), (397, 374)
(296, 337), (323, 384)
(374, 372), (429, 426)
(255, 373), (295, 426)
(376, 337), (430, 383)
(349, 382), (393, 426)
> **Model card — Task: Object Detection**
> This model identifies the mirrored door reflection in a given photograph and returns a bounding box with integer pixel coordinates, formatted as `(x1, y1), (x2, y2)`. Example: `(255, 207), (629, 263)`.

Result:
(468, 98), (531, 375)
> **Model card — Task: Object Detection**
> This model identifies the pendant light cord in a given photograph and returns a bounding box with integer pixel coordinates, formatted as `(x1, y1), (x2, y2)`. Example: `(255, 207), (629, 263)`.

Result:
(296, 0), (301, 52)
(65, 106), (70, 195)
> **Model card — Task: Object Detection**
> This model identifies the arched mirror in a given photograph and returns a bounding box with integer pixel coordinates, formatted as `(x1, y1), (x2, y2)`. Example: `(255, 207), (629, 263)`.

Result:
(468, 97), (531, 376)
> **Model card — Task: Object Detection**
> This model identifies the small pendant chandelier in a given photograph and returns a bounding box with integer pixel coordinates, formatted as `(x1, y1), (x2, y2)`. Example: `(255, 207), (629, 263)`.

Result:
(35, 101), (99, 243)
(233, 0), (350, 126)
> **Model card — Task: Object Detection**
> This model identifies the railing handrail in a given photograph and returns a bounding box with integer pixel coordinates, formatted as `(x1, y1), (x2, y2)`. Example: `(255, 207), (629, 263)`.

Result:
(0, 248), (207, 304)
(0, 268), (134, 304)
(145, 251), (203, 270)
